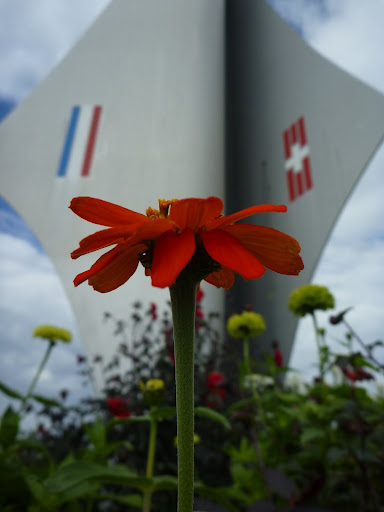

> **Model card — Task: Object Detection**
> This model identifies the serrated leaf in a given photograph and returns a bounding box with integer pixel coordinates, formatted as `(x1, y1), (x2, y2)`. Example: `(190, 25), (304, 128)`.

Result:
(195, 407), (231, 430)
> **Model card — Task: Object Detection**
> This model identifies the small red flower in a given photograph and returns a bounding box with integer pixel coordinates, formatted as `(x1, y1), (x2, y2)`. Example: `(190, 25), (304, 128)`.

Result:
(206, 371), (227, 408)
(196, 288), (205, 304)
(149, 302), (158, 320)
(274, 349), (283, 368)
(107, 397), (131, 418)
(355, 367), (374, 381)
(207, 371), (225, 388)
(342, 368), (358, 382)
(70, 196), (303, 292)
(342, 366), (374, 382)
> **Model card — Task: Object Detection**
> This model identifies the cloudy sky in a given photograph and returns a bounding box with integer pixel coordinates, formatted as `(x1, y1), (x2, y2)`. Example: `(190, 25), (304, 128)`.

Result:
(1, 0), (384, 423)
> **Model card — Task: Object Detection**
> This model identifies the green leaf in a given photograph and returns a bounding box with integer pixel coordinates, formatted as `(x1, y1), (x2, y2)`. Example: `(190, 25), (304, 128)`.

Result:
(84, 418), (106, 449)
(301, 427), (327, 445)
(107, 415), (151, 430)
(31, 394), (61, 407)
(98, 492), (143, 508)
(44, 461), (168, 495)
(0, 380), (23, 400)
(150, 406), (176, 422)
(151, 475), (178, 491)
(194, 481), (240, 512)
(0, 407), (20, 448)
(195, 407), (231, 430)
(24, 474), (61, 510)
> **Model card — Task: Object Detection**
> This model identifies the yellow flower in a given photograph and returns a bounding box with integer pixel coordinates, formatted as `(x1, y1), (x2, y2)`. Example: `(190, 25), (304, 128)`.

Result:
(288, 284), (335, 317)
(33, 325), (72, 343)
(227, 311), (266, 339)
(140, 379), (165, 406)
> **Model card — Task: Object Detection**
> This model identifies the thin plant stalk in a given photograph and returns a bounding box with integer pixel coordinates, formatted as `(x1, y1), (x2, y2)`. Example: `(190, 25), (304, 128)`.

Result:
(142, 415), (158, 512)
(311, 313), (325, 380)
(20, 340), (55, 412)
(243, 337), (251, 375)
(170, 281), (197, 512)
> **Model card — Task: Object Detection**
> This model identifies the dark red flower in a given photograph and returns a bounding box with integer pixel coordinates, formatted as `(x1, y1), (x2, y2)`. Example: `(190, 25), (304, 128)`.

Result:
(342, 368), (358, 382)
(355, 367), (374, 381)
(274, 349), (283, 368)
(207, 371), (225, 388)
(107, 397), (131, 418)
(342, 366), (374, 382)
(149, 302), (158, 320)
(206, 371), (227, 408)
(196, 288), (205, 304)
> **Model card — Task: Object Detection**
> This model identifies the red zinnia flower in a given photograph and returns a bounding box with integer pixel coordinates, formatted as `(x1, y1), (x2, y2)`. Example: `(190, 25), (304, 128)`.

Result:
(107, 397), (131, 418)
(70, 196), (303, 292)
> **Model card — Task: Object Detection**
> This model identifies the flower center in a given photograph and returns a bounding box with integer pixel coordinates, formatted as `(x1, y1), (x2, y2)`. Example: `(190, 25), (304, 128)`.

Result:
(146, 198), (178, 220)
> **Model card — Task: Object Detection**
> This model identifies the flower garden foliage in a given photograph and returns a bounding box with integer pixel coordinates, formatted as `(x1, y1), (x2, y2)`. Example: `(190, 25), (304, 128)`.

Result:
(1, 286), (384, 511)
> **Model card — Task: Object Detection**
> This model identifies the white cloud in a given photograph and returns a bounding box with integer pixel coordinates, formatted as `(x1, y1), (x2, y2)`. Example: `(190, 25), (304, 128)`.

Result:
(0, 0), (111, 100)
(0, 233), (92, 417)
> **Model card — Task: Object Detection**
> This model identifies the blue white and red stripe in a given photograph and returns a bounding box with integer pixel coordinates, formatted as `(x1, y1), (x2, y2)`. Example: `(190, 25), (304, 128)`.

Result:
(57, 105), (102, 178)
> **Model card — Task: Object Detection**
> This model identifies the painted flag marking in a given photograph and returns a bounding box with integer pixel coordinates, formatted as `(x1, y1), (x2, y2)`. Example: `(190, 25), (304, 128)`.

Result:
(57, 105), (102, 178)
(283, 116), (313, 202)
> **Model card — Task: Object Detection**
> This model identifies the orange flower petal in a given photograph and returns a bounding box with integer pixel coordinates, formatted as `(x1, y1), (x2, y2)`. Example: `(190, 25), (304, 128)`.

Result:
(200, 229), (265, 280)
(71, 224), (141, 259)
(206, 204), (287, 230)
(204, 266), (235, 289)
(170, 197), (223, 230)
(223, 224), (304, 275)
(73, 245), (121, 287)
(151, 228), (195, 288)
(71, 218), (174, 259)
(88, 243), (146, 293)
(70, 197), (149, 227)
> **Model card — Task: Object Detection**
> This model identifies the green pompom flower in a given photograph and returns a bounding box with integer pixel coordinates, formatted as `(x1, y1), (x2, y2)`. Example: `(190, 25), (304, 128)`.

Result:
(227, 311), (266, 339)
(33, 325), (72, 343)
(288, 284), (335, 317)
(140, 379), (165, 406)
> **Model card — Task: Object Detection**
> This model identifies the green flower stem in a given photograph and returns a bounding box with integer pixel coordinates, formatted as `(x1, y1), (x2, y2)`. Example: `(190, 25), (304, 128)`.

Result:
(20, 340), (55, 411)
(311, 313), (324, 380)
(142, 414), (158, 512)
(243, 337), (251, 375)
(170, 281), (197, 512)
